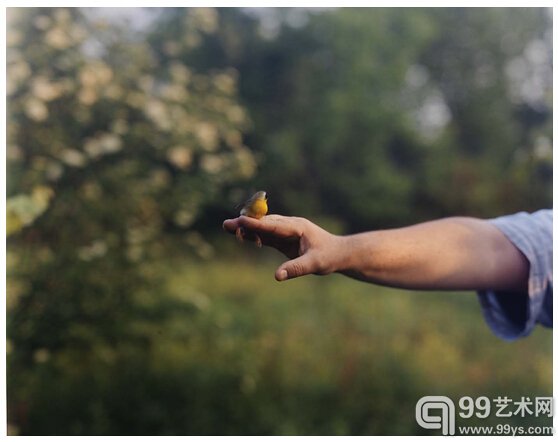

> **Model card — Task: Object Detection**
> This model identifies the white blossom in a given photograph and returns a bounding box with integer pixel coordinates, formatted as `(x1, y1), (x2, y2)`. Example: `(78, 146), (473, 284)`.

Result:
(24, 97), (49, 121)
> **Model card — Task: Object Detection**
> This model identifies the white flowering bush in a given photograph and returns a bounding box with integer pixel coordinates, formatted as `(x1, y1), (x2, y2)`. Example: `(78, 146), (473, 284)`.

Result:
(7, 8), (256, 434)
(7, 7), (255, 245)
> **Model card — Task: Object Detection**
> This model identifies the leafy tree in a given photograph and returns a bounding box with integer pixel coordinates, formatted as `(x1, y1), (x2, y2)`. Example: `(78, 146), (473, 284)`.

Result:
(156, 8), (551, 230)
(417, 8), (552, 217)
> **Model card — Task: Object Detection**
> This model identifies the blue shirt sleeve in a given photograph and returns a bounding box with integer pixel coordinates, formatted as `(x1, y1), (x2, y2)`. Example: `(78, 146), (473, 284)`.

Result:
(477, 209), (553, 340)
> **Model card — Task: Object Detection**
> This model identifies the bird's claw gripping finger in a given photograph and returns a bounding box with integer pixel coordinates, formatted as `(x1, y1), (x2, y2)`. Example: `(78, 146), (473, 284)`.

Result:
(235, 226), (262, 248)
(236, 227), (244, 242)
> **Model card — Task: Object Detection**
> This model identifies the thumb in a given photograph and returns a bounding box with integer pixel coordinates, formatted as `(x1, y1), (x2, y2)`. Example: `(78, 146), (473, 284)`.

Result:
(275, 254), (315, 281)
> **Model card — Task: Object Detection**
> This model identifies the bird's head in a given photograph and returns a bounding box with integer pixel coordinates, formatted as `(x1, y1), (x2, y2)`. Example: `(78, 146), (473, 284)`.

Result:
(254, 191), (267, 201)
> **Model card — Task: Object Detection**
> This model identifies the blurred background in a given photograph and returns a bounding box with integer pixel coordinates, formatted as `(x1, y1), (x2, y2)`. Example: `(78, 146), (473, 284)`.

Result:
(6, 7), (552, 435)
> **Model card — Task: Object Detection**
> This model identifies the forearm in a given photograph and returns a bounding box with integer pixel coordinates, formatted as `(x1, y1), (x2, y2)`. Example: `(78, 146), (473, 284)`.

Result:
(335, 217), (529, 292)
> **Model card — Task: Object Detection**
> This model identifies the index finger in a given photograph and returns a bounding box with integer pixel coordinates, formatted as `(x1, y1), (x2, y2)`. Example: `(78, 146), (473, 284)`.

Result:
(223, 215), (305, 238)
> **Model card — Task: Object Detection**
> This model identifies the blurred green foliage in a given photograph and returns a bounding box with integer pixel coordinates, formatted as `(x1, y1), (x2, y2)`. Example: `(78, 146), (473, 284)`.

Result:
(7, 258), (553, 435)
(156, 7), (551, 230)
(6, 7), (552, 435)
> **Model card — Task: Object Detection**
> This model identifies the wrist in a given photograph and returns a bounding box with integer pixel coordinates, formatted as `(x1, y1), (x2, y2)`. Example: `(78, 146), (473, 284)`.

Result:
(333, 232), (384, 282)
(331, 234), (356, 274)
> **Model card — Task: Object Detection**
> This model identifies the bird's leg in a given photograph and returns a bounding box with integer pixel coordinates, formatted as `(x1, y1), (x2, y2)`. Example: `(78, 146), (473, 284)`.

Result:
(236, 226), (262, 247)
(255, 233), (262, 248)
(235, 226), (245, 242)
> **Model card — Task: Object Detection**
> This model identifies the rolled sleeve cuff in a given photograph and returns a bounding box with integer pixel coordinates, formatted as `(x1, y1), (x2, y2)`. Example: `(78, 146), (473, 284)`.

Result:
(477, 210), (552, 340)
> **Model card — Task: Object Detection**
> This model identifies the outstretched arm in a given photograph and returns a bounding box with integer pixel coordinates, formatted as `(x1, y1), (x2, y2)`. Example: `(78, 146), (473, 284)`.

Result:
(223, 215), (529, 292)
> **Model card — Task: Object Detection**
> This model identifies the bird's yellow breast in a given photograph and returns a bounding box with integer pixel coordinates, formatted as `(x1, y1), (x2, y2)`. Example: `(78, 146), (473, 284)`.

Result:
(244, 198), (268, 219)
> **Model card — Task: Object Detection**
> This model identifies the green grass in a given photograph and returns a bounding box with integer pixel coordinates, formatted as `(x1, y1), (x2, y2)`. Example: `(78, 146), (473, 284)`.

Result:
(153, 252), (552, 434)
(15, 252), (552, 435)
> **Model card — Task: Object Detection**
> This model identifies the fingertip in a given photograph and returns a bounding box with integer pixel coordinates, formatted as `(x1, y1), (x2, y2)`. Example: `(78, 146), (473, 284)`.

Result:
(223, 218), (239, 233)
(275, 268), (288, 282)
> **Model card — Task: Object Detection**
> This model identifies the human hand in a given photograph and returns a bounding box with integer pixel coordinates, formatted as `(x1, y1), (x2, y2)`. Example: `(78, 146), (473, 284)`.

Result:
(223, 215), (344, 281)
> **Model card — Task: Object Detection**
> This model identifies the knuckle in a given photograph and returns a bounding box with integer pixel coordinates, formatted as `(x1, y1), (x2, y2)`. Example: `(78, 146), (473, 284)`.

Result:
(293, 217), (310, 236)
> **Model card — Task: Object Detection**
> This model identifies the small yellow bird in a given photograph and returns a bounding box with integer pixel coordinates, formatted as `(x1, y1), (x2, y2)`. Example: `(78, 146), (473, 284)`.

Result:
(236, 190), (268, 247)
